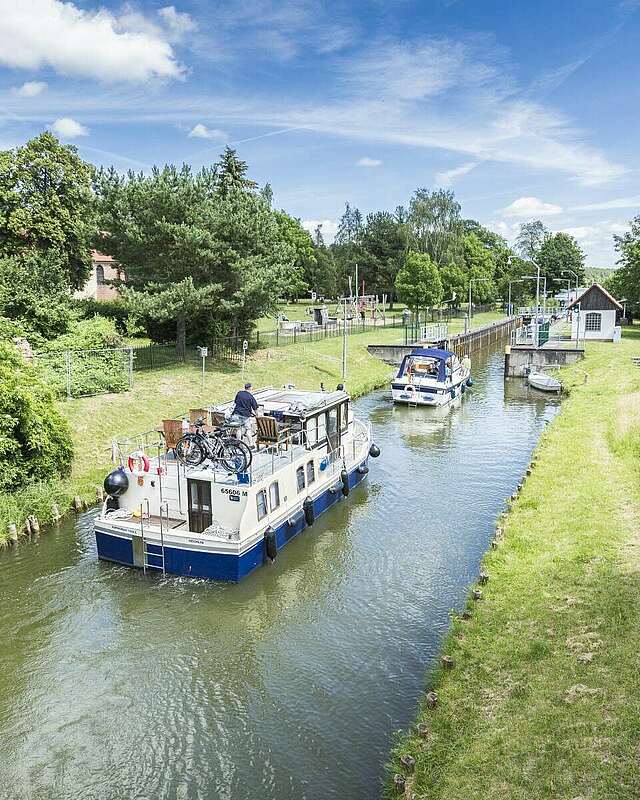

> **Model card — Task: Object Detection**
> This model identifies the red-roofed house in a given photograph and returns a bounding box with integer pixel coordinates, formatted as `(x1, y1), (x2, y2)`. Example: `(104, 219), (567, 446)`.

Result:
(75, 251), (123, 301)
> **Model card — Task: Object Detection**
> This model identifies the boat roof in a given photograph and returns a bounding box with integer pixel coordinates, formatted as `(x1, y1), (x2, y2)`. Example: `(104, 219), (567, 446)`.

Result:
(409, 347), (455, 360)
(214, 386), (349, 418)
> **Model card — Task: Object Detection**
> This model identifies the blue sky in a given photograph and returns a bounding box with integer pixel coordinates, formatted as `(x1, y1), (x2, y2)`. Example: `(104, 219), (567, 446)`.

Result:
(1, 0), (639, 265)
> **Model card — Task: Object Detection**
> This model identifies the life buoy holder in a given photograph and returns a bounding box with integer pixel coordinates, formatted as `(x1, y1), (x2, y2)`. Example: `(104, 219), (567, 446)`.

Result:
(128, 450), (150, 475)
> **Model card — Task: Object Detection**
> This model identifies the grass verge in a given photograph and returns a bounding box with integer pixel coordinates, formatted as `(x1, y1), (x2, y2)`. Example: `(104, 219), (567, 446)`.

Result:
(386, 329), (640, 799)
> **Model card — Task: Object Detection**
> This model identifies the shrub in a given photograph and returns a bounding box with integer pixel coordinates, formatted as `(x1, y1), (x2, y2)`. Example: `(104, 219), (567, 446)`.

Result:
(0, 340), (73, 493)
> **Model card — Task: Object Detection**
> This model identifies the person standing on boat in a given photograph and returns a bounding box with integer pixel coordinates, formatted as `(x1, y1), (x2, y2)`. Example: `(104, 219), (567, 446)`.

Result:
(231, 382), (258, 446)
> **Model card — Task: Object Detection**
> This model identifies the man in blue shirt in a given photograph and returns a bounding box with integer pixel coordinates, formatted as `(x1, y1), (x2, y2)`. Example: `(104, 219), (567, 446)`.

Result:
(232, 382), (258, 446)
(233, 382), (258, 418)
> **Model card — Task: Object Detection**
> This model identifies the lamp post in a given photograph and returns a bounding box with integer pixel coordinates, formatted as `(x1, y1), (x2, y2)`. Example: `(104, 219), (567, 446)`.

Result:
(562, 269), (579, 298)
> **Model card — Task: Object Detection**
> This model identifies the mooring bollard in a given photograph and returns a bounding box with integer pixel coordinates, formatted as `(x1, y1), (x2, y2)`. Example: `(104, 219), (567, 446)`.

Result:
(472, 589), (483, 601)
(441, 655), (455, 669)
(8, 524), (18, 545)
(461, 609), (472, 620)
(51, 503), (61, 522)
(479, 572), (489, 585)
(417, 722), (429, 738)
(73, 496), (83, 512)
(400, 755), (415, 773)
(393, 774), (406, 793)
(426, 691), (438, 709)
(24, 517), (32, 536)
(30, 516), (40, 535)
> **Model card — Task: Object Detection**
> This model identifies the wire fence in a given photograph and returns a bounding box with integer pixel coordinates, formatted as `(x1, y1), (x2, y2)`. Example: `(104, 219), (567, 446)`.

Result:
(34, 304), (498, 399)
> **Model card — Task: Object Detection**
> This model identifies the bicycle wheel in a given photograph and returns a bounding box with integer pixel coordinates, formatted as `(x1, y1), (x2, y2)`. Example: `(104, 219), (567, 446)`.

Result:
(175, 434), (205, 467)
(218, 439), (249, 473)
(234, 439), (253, 470)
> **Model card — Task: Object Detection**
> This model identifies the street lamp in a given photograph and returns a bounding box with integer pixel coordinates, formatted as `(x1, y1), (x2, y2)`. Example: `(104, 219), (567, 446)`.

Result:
(562, 269), (579, 295)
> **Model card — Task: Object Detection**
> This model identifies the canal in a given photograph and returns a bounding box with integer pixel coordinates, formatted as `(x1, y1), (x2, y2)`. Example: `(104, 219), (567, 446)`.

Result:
(0, 345), (559, 800)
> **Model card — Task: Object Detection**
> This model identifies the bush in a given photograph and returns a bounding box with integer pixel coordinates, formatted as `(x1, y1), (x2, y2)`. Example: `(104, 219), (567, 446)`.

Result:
(0, 340), (73, 493)
(35, 316), (129, 397)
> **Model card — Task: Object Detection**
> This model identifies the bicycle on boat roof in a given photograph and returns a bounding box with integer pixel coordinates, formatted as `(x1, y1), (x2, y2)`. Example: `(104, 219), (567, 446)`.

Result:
(175, 417), (253, 473)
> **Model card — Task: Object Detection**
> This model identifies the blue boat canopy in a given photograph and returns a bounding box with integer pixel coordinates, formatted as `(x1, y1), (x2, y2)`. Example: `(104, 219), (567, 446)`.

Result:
(396, 347), (455, 380)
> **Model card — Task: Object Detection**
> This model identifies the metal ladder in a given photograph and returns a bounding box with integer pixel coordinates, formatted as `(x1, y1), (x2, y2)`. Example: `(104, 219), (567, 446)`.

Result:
(141, 501), (167, 576)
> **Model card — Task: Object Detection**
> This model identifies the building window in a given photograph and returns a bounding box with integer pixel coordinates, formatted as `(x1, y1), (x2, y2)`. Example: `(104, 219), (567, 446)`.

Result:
(257, 489), (267, 520)
(296, 466), (305, 493)
(269, 481), (280, 511)
(306, 460), (315, 485)
(96, 265), (105, 285)
(585, 312), (601, 332)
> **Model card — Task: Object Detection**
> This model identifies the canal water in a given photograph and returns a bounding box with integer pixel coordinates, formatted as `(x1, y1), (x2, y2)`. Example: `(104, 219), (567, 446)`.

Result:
(0, 346), (559, 800)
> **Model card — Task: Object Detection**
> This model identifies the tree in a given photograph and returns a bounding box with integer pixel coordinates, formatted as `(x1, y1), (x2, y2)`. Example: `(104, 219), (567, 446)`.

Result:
(537, 232), (585, 286)
(0, 132), (95, 288)
(461, 233), (496, 304)
(515, 220), (549, 260)
(609, 215), (640, 315)
(334, 202), (363, 245)
(273, 211), (315, 301)
(309, 225), (338, 298)
(95, 157), (295, 350)
(214, 147), (258, 196)
(407, 188), (463, 266)
(439, 262), (466, 308)
(358, 211), (407, 305)
(0, 252), (72, 344)
(395, 251), (443, 324)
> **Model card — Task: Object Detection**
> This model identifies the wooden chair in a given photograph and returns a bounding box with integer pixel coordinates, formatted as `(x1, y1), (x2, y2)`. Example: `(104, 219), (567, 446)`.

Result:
(256, 416), (290, 452)
(162, 419), (183, 452)
(189, 408), (209, 425)
(210, 411), (226, 429)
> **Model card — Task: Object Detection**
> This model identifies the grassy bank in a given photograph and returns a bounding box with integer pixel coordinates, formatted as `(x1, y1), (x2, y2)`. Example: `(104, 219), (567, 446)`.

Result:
(387, 330), (640, 799)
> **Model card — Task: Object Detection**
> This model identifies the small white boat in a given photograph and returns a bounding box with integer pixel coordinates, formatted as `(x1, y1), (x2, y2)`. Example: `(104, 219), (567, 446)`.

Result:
(391, 347), (471, 407)
(527, 371), (562, 393)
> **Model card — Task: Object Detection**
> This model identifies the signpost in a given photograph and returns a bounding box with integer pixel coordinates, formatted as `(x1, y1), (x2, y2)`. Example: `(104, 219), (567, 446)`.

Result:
(197, 346), (208, 391)
(242, 339), (248, 380)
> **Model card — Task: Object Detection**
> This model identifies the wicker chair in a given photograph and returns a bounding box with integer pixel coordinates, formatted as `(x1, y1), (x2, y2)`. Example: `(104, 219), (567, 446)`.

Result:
(256, 416), (290, 452)
(210, 411), (226, 429)
(162, 419), (183, 453)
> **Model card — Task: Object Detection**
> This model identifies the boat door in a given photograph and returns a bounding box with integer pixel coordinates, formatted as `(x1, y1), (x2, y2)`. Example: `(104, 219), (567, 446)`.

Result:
(327, 406), (341, 452)
(187, 479), (212, 533)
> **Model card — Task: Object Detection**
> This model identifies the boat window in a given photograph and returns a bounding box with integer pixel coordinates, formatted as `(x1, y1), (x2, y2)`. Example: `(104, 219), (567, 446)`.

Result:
(296, 466), (305, 492)
(269, 481), (280, 511)
(306, 460), (316, 485)
(327, 408), (339, 450)
(585, 312), (601, 332)
(306, 415), (318, 447)
(257, 489), (268, 520)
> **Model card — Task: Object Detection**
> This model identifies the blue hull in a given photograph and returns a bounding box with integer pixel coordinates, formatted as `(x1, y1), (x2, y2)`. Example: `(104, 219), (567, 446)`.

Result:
(96, 461), (368, 582)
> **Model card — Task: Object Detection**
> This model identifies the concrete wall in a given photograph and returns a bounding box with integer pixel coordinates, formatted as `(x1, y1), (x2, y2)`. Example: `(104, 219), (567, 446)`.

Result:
(367, 344), (414, 365)
(505, 346), (584, 377)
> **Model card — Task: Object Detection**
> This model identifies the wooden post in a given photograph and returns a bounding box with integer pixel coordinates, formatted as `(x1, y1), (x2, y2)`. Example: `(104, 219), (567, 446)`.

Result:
(426, 691), (438, 709)
(8, 524), (18, 545)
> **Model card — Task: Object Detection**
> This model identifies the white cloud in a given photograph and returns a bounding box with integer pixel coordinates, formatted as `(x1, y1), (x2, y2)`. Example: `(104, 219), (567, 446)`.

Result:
(158, 6), (197, 41)
(0, 0), (184, 82)
(302, 219), (338, 243)
(436, 161), (478, 186)
(12, 80), (47, 97)
(356, 157), (381, 167)
(188, 123), (228, 140)
(51, 117), (89, 138)
(571, 196), (640, 212)
(502, 196), (563, 218)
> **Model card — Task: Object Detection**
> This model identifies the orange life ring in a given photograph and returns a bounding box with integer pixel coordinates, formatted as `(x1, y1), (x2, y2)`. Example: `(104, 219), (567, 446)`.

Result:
(128, 451), (150, 475)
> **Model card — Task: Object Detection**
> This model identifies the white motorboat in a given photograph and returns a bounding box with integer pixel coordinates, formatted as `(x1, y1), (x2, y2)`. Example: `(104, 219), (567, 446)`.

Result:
(527, 371), (562, 393)
(391, 347), (472, 407)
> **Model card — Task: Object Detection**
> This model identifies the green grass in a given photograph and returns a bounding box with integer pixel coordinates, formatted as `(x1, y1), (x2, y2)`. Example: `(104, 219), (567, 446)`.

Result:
(386, 328), (640, 800)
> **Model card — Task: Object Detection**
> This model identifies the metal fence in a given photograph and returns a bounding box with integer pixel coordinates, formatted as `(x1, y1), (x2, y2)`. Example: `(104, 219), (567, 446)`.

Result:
(33, 347), (134, 399)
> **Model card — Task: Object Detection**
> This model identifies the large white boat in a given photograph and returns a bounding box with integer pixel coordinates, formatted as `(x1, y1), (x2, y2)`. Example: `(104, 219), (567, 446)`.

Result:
(391, 347), (472, 407)
(95, 387), (379, 582)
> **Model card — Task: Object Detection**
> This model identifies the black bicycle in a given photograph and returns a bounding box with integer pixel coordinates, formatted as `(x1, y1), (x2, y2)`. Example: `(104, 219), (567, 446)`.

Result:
(175, 419), (252, 473)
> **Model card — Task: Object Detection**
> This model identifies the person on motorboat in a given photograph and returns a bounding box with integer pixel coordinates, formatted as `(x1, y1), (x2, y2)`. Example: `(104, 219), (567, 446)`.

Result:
(231, 382), (258, 446)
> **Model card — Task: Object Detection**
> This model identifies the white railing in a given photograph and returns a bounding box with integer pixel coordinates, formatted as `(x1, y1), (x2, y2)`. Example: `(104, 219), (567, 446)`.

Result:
(420, 323), (448, 342)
